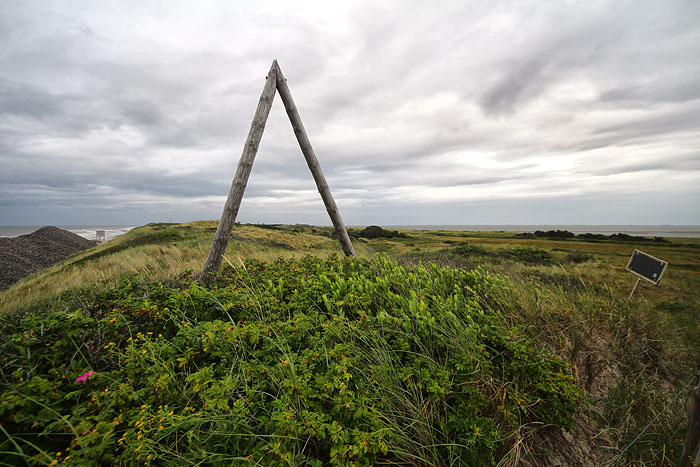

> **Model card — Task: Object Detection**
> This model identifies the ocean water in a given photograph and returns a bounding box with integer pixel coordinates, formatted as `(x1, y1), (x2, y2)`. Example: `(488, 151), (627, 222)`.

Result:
(0, 226), (135, 241)
(382, 225), (700, 238)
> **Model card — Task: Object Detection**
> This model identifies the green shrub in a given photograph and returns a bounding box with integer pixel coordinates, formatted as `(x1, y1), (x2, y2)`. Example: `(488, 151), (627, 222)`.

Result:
(566, 252), (595, 263)
(498, 247), (554, 265)
(357, 226), (406, 239)
(0, 257), (581, 465)
(452, 242), (488, 256)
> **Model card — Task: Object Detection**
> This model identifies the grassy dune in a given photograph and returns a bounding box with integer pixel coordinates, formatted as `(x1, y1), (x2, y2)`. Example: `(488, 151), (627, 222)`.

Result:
(1, 222), (698, 465)
(0, 222), (373, 313)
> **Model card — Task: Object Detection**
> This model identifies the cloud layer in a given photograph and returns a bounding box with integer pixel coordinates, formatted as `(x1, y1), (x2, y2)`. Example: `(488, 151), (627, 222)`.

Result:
(1, 0), (699, 226)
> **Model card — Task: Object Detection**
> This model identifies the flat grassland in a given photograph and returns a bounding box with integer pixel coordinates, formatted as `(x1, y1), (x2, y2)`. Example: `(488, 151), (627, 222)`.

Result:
(1, 222), (698, 465)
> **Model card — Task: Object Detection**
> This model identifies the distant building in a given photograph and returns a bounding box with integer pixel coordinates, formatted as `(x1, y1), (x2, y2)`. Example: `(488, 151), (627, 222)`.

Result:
(96, 230), (106, 242)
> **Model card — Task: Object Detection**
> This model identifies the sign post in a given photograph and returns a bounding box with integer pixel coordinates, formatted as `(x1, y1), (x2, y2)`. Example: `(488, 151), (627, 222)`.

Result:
(626, 277), (642, 305)
(624, 249), (668, 305)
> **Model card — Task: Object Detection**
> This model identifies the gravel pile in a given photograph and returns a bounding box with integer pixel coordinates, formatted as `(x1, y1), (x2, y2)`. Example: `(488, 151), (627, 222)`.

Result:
(0, 226), (95, 291)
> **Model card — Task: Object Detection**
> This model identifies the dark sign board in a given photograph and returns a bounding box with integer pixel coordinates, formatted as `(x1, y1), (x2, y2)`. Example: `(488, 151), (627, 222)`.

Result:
(625, 249), (668, 285)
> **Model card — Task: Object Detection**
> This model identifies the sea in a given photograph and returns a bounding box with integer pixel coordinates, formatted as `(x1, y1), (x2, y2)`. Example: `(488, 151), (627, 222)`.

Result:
(0, 226), (135, 241)
(382, 225), (700, 238)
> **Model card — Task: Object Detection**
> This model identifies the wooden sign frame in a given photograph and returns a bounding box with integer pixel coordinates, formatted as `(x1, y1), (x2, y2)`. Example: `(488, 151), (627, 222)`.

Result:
(624, 249), (668, 305)
(625, 249), (668, 285)
(203, 60), (356, 274)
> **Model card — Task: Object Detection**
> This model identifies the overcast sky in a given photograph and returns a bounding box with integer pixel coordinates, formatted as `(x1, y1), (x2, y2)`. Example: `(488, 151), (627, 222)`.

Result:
(1, 0), (699, 227)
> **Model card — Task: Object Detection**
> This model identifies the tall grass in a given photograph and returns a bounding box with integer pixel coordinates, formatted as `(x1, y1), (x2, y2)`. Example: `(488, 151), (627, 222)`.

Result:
(486, 264), (697, 465)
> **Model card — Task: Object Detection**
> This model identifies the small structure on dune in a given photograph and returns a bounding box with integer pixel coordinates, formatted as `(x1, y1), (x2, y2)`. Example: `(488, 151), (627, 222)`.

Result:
(203, 60), (355, 274)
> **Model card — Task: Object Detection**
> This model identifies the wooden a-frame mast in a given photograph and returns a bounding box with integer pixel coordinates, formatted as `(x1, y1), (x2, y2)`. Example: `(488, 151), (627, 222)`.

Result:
(202, 60), (356, 274)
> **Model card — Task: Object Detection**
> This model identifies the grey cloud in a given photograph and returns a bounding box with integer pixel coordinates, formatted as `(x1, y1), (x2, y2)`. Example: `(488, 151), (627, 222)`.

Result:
(427, 175), (518, 188)
(593, 106), (700, 141)
(600, 80), (700, 106)
(480, 59), (550, 116)
(0, 78), (67, 119)
(147, 123), (203, 148)
(120, 100), (164, 127)
(582, 156), (700, 176)
(476, 1), (700, 116)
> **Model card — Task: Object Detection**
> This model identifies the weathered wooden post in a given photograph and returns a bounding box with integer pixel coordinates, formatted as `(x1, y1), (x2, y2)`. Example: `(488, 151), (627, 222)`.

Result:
(202, 62), (278, 274)
(202, 60), (356, 275)
(626, 278), (641, 305)
(680, 371), (700, 467)
(273, 61), (356, 258)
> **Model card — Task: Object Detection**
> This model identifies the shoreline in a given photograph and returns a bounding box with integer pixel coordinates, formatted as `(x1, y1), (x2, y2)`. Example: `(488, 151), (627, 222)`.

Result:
(381, 225), (700, 238)
(0, 226), (134, 241)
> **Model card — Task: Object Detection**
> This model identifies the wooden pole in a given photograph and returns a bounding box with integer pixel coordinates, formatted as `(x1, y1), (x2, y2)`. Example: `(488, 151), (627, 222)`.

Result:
(680, 372), (700, 467)
(202, 61), (278, 275)
(273, 61), (356, 257)
(626, 277), (641, 305)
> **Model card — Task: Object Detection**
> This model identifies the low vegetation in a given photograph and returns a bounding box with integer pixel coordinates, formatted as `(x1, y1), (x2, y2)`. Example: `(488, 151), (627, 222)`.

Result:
(353, 225), (408, 239)
(0, 256), (582, 465)
(516, 229), (671, 244)
(1, 223), (698, 465)
(446, 242), (555, 265)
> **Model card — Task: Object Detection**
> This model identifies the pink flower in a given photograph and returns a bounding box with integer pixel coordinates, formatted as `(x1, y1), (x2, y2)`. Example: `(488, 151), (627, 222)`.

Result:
(76, 370), (96, 383)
